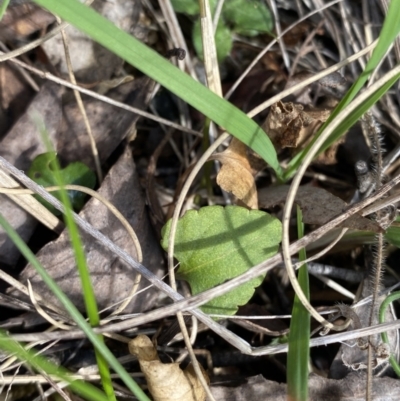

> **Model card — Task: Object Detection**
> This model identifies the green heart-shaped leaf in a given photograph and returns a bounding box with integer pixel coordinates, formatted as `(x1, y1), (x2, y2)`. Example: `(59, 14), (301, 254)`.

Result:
(161, 205), (281, 315)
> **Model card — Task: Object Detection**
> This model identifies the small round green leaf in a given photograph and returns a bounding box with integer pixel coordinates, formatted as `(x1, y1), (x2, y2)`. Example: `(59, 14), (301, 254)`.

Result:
(223, 0), (273, 37)
(28, 152), (96, 215)
(192, 19), (232, 63)
(170, 0), (199, 15)
(161, 206), (282, 315)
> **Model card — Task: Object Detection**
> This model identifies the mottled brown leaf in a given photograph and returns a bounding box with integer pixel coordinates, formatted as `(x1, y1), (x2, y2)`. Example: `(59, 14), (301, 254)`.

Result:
(8, 148), (164, 313)
(258, 185), (382, 233)
(263, 101), (330, 149)
(0, 75), (152, 266)
(0, 82), (63, 265)
(41, 0), (142, 83)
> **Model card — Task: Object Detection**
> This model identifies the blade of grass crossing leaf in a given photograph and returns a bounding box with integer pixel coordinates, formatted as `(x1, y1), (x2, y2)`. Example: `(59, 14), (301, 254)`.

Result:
(0, 329), (109, 401)
(285, 0), (400, 179)
(0, 0), (10, 20)
(0, 214), (150, 401)
(32, 0), (282, 177)
(33, 116), (116, 401)
(287, 206), (310, 401)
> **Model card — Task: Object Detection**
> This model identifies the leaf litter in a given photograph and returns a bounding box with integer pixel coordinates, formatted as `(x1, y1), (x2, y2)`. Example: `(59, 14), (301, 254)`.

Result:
(1, 0), (400, 400)
(258, 185), (383, 233)
(7, 147), (164, 314)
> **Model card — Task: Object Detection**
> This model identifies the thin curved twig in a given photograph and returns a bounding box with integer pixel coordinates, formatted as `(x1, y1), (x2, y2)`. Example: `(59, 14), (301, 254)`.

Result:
(27, 281), (72, 331)
(57, 17), (103, 183)
(281, 63), (400, 332)
(0, 184), (143, 318)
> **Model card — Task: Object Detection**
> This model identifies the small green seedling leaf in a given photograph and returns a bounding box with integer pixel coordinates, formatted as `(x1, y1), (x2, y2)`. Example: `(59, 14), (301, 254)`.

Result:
(161, 206), (282, 315)
(386, 217), (400, 248)
(170, 0), (218, 15)
(223, 0), (273, 37)
(28, 152), (96, 215)
(170, 0), (199, 15)
(193, 18), (232, 63)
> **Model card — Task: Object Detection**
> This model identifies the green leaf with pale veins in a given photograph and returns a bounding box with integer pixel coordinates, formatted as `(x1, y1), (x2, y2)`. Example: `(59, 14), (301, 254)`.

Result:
(161, 206), (282, 315)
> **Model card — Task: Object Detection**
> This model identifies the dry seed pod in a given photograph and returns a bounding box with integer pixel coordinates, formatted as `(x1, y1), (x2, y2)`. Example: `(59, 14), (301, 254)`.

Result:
(129, 335), (208, 401)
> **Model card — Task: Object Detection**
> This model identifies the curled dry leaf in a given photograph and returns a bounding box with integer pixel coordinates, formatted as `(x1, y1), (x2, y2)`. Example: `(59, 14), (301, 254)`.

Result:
(263, 101), (342, 164)
(263, 101), (330, 149)
(258, 185), (382, 233)
(213, 138), (262, 209)
(129, 335), (208, 401)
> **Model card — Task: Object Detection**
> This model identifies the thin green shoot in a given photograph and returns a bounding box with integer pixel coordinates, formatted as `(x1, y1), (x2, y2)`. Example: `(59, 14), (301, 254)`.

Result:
(0, 0), (10, 20)
(378, 291), (400, 377)
(287, 206), (310, 401)
(0, 213), (150, 401)
(33, 116), (115, 400)
(0, 328), (109, 401)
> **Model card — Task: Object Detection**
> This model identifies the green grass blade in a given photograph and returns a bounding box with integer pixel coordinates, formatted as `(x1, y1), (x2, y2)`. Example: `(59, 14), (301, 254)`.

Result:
(379, 291), (400, 377)
(0, 329), (109, 401)
(32, 0), (281, 177)
(0, 0), (10, 20)
(34, 118), (116, 400)
(0, 213), (151, 401)
(285, 0), (400, 178)
(287, 206), (310, 401)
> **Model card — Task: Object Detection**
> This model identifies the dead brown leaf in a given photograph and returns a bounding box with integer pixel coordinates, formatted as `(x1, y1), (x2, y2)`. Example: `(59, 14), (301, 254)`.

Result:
(0, 3), (55, 42)
(41, 0), (142, 83)
(129, 335), (208, 401)
(0, 75), (153, 266)
(263, 100), (345, 165)
(263, 101), (330, 149)
(213, 138), (259, 209)
(0, 82), (64, 266)
(258, 185), (382, 233)
(8, 148), (164, 313)
(0, 63), (34, 125)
